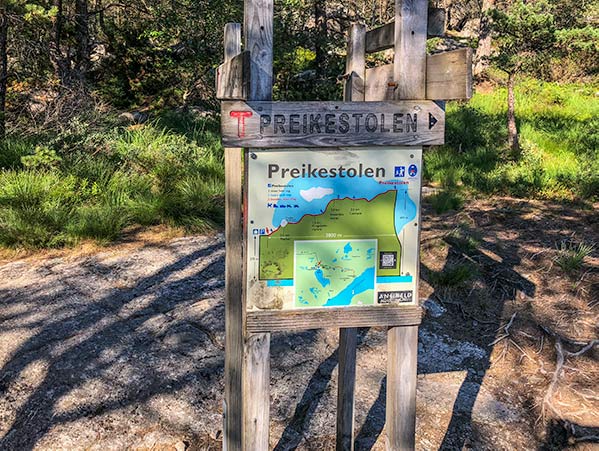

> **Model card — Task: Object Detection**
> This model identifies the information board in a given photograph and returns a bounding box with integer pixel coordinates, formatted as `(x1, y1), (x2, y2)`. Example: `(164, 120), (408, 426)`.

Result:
(246, 147), (421, 311)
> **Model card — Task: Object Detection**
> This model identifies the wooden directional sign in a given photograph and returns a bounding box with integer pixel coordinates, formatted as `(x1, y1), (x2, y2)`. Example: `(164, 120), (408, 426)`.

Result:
(221, 100), (445, 147)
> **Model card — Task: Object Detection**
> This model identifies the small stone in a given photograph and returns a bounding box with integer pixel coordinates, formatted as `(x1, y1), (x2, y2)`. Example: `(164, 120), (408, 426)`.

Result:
(174, 441), (187, 451)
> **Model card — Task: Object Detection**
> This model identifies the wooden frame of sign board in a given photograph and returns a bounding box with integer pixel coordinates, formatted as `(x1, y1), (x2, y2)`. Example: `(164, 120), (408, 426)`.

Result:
(217, 0), (472, 449)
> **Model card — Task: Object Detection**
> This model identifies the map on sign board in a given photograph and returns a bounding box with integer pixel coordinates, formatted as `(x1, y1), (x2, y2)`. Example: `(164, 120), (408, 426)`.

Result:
(246, 148), (421, 310)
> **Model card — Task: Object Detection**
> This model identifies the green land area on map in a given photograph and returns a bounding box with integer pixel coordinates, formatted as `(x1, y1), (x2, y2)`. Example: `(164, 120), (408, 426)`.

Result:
(259, 189), (401, 280)
(294, 239), (376, 308)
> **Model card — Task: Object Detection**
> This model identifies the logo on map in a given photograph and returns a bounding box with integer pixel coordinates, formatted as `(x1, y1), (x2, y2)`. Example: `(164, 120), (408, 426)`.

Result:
(377, 290), (413, 304)
(394, 166), (405, 177)
(408, 164), (418, 177)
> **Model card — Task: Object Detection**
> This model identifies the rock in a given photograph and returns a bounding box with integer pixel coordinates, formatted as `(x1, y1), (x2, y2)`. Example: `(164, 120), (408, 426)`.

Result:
(423, 298), (447, 318)
(119, 111), (149, 124)
(174, 441), (186, 451)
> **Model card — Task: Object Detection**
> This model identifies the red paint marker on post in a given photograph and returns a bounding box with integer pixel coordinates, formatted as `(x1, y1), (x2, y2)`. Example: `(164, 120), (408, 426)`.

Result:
(230, 110), (253, 137)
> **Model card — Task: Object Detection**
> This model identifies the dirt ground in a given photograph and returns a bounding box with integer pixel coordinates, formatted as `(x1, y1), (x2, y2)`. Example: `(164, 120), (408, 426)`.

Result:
(0, 196), (597, 450)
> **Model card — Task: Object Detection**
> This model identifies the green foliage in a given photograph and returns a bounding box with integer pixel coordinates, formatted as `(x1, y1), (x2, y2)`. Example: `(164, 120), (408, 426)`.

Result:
(427, 190), (464, 214)
(21, 146), (62, 170)
(424, 80), (599, 202)
(489, 0), (556, 75)
(554, 241), (595, 274)
(428, 264), (476, 288)
(0, 112), (225, 248)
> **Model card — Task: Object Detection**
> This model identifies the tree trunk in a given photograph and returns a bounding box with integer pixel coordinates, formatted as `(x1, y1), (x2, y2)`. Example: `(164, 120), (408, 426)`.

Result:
(314, 0), (327, 78)
(507, 71), (519, 156)
(50, 0), (71, 84)
(474, 0), (495, 76)
(0, 9), (8, 140)
(75, 0), (89, 77)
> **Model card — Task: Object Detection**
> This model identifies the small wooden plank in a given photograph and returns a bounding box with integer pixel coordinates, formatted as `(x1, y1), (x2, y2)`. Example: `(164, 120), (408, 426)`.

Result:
(344, 23), (366, 102)
(426, 48), (472, 100)
(394, 0), (428, 100)
(222, 22), (244, 451)
(221, 100), (445, 147)
(243, 333), (270, 450)
(246, 305), (422, 333)
(364, 49), (472, 101)
(364, 8), (445, 53)
(385, 325), (418, 450)
(216, 51), (251, 100)
(244, 0), (273, 101)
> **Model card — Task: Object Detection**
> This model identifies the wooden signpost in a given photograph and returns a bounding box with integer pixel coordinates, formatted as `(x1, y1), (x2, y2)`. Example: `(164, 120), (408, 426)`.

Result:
(218, 1), (471, 449)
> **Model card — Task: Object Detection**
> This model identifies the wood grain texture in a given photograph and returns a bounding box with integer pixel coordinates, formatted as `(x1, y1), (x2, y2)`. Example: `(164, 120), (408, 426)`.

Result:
(244, 0), (273, 101)
(344, 23), (366, 102)
(364, 50), (472, 101)
(224, 23), (241, 62)
(243, 333), (270, 451)
(216, 51), (250, 100)
(246, 305), (422, 333)
(243, 1), (273, 448)
(337, 327), (357, 451)
(224, 146), (244, 451)
(221, 100), (445, 147)
(387, 1), (426, 449)
(386, 325), (418, 451)
(364, 8), (445, 54)
(223, 22), (244, 451)
(426, 48), (472, 100)
(336, 24), (365, 451)
(394, 0), (429, 99)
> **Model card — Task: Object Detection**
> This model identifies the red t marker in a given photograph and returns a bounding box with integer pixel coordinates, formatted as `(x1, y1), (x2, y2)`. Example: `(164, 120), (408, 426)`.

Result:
(230, 111), (253, 137)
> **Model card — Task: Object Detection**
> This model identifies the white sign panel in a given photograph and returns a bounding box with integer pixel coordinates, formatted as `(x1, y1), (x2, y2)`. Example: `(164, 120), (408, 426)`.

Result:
(246, 148), (421, 310)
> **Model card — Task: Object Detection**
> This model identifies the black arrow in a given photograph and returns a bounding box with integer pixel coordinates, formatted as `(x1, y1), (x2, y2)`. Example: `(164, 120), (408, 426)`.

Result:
(429, 113), (438, 129)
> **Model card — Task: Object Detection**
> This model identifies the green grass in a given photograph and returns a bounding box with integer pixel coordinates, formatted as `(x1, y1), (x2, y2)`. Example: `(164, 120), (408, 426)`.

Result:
(424, 79), (599, 202)
(428, 263), (477, 288)
(554, 240), (595, 274)
(0, 113), (224, 248)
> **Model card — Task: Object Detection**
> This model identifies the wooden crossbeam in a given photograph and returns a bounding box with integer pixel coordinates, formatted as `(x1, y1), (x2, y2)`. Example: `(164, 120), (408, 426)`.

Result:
(246, 305), (422, 333)
(364, 48), (473, 101)
(365, 7), (445, 54)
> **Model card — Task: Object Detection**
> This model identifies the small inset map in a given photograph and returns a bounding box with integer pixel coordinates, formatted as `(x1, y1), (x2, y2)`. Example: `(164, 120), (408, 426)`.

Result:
(294, 240), (376, 308)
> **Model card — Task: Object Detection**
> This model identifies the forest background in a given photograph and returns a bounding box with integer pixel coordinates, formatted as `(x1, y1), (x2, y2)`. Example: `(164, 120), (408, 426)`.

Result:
(0, 0), (597, 248)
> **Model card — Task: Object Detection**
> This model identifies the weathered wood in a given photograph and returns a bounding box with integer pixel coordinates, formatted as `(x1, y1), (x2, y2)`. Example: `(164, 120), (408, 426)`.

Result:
(394, 0), (428, 100)
(364, 49), (472, 101)
(344, 23), (366, 102)
(426, 48), (472, 100)
(224, 146), (244, 451)
(364, 7), (445, 53)
(386, 1), (426, 449)
(244, 333), (270, 450)
(216, 51), (251, 100)
(386, 325), (419, 451)
(224, 22), (241, 62)
(246, 305), (422, 333)
(244, 0), (273, 101)
(337, 327), (357, 451)
(221, 100), (445, 147)
(243, 0), (273, 448)
(223, 21), (244, 451)
(336, 23), (365, 451)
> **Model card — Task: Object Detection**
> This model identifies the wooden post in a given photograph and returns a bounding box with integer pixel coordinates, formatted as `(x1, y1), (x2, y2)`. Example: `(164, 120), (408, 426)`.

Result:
(223, 22), (245, 451)
(386, 1), (427, 450)
(243, 0), (273, 449)
(336, 23), (365, 451)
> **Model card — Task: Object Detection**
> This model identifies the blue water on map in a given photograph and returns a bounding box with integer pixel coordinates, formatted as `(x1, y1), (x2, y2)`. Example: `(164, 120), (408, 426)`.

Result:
(343, 242), (352, 254)
(323, 267), (375, 306)
(271, 176), (417, 237)
(314, 268), (330, 287)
